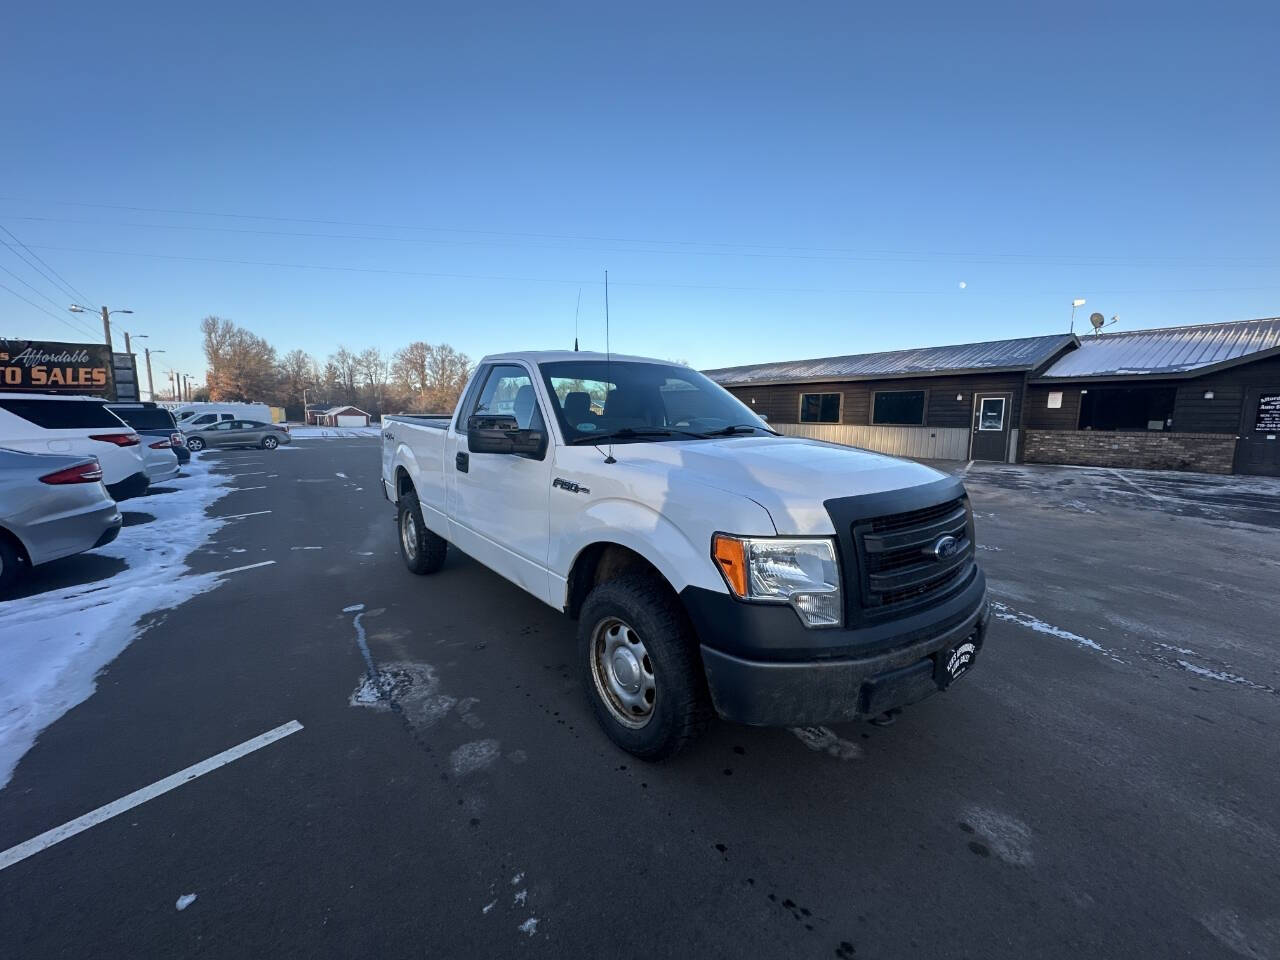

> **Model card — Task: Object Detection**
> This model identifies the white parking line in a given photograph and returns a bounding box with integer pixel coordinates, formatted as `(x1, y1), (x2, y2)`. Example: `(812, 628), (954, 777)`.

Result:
(1109, 469), (1165, 502)
(221, 510), (271, 520)
(234, 471), (268, 476)
(233, 486), (267, 492)
(0, 720), (303, 872)
(217, 560), (276, 575)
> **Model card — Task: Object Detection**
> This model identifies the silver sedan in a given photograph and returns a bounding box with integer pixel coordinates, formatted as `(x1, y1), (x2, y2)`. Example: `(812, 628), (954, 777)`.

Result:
(185, 419), (292, 452)
(0, 448), (122, 596)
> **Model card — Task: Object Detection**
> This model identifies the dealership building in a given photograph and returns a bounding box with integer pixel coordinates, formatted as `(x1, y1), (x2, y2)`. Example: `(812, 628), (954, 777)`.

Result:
(705, 317), (1280, 476)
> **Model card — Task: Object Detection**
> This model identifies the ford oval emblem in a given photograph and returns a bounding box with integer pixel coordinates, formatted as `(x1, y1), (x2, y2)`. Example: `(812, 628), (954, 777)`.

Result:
(933, 535), (961, 561)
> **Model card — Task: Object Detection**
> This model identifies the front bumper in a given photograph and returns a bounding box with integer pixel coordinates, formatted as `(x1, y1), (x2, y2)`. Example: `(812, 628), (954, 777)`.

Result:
(683, 573), (989, 726)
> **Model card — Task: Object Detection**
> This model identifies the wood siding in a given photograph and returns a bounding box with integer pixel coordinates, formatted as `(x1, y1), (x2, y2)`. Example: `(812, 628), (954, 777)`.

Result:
(1025, 354), (1280, 435)
(726, 372), (1026, 429)
(777, 424), (971, 460)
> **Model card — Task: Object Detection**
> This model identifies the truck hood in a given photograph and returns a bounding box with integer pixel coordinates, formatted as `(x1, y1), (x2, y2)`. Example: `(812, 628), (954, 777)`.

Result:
(634, 435), (949, 535)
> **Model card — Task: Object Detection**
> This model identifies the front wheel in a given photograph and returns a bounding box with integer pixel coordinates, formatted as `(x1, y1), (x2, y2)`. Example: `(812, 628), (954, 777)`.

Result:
(397, 490), (447, 574)
(186, 437), (205, 452)
(578, 573), (712, 760)
(261, 435), (279, 449)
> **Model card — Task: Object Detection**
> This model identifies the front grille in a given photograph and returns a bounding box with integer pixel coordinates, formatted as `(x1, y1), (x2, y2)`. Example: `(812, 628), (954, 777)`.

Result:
(853, 496), (974, 614)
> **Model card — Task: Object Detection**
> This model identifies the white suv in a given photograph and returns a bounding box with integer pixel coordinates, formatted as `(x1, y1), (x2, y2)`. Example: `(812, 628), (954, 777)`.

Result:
(0, 393), (149, 500)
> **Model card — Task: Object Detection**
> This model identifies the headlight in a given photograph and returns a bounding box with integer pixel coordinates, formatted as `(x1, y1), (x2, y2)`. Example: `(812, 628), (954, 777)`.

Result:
(712, 534), (842, 628)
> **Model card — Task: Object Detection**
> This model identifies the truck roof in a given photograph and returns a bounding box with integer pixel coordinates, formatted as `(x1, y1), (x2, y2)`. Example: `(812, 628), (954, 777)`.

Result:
(479, 350), (677, 366)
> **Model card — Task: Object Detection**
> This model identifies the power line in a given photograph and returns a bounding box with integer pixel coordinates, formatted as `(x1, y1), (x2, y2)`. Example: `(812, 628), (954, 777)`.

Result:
(2, 196), (1272, 266)
(0, 222), (95, 306)
(6, 213), (1274, 271)
(24, 242), (1280, 299)
(0, 257), (99, 339)
(0, 280), (103, 338)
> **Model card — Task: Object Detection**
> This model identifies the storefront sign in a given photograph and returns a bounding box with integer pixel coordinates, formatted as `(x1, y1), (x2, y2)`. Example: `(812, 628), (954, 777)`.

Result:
(0, 339), (114, 395)
(1256, 394), (1280, 432)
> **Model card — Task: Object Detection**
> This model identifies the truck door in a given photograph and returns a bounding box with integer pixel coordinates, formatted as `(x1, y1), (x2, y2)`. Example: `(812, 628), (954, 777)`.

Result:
(449, 362), (553, 602)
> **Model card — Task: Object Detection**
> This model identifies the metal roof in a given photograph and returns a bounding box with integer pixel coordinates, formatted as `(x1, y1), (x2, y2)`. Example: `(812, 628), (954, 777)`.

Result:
(1034, 317), (1280, 381)
(704, 334), (1076, 387)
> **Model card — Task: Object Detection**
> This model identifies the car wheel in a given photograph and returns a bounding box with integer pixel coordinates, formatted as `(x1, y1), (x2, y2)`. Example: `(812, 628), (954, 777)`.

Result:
(0, 536), (25, 597)
(261, 435), (279, 449)
(397, 489), (447, 574)
(578, 573), (713, 761)
(187, 437), (205, 451)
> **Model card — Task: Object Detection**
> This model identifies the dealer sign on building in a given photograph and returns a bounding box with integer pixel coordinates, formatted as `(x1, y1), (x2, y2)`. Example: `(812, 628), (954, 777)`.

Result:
(0, 339), (115, 396)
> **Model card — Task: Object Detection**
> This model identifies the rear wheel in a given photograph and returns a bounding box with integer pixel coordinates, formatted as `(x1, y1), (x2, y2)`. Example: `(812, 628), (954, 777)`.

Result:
(0, 536), (25, 598)
(261, 435), (279, 449)
(398, 490), (447, 574)
(578, 573), (712, 760)
(186, 437), (205, 452)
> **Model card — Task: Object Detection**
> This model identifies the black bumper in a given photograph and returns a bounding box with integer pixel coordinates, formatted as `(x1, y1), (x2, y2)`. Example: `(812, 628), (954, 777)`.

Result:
(105, 471), (150, 502)
(682, 572), (988, 727)
(93, 520), (122, 548)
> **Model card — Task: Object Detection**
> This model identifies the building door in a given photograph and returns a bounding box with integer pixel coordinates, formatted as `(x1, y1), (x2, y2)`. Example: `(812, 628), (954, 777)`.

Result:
(1234, 387), (1280, 476)
(970, 393), (1011, 462)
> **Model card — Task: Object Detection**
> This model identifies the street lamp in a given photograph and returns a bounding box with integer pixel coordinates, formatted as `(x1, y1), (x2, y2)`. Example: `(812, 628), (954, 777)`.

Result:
(122, 331), (147, 355)
(69, 305), (133, 350)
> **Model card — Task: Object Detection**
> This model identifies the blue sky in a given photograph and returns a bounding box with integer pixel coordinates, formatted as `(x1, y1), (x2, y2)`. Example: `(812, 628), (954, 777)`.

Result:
(2, 1), (1277, 385)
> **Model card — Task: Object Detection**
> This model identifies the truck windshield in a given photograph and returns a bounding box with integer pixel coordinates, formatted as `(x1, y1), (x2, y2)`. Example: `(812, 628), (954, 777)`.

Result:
(539, 360), (770, 444)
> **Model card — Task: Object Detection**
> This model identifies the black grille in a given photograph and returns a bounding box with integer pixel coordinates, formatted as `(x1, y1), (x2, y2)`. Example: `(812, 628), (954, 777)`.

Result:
(853, 496), (974, 614)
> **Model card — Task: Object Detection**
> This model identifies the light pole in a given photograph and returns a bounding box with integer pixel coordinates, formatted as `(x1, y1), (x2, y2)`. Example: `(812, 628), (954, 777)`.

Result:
(123, 331), (147, 356)
(1069, 298), (1086, 335)
(144, 348), (165, 401)
(69, 305), (133, 350)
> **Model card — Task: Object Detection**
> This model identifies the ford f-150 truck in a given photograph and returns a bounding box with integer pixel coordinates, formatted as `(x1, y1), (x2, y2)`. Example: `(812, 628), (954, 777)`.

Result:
(381, 351), (988, 759)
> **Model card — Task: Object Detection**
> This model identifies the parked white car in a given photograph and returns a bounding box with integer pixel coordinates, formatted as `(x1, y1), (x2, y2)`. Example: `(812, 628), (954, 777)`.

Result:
(382, 351), (988, 759)
(0, 393), (149, 500)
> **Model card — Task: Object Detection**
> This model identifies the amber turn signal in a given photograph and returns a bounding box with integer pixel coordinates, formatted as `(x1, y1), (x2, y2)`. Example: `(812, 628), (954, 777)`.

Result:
(711, 534), (748, 597)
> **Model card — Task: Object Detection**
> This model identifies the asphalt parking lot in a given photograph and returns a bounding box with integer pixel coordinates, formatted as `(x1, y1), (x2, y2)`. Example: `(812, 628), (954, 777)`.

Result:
(2, 441), (1278, 960)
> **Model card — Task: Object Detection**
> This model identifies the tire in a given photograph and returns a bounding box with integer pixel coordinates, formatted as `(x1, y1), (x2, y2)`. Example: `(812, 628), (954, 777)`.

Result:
(186, 437), (205, 451)
(261, 435), (279, 449)
(578, 573), (713, 761)
(397, 490), (447, 574)
(0, 536), (25, 598)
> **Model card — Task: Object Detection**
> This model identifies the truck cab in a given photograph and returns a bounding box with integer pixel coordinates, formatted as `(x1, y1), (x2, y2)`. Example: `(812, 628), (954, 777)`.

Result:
(382, 351), (988, 759)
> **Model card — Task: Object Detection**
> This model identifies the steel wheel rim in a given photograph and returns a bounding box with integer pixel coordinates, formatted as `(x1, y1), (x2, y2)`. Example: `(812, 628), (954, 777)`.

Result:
(590, 616), (656, 729)
(401, 511), (417, 561)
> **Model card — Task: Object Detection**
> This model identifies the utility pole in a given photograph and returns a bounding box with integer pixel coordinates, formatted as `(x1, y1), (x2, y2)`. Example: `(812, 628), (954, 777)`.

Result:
(101, 307), (112, 349)
(144, 348), (164, 401)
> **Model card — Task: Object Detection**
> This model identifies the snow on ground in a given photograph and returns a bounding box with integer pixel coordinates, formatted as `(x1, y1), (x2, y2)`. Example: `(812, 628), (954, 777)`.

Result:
(288, 425), (381, 439)
(0, 460), (235, 789)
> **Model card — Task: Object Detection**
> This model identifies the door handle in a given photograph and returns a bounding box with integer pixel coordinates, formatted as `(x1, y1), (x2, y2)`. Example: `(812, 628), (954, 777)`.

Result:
(455, 451), (469, 473)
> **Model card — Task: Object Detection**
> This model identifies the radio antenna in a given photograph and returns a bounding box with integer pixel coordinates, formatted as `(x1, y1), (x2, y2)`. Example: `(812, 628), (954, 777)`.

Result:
(573, 287), (581, 351)
(603, 270), (615, 464)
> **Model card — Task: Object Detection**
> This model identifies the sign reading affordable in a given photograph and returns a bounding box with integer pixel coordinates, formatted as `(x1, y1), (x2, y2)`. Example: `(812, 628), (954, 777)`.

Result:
(0, 339), (115, 395)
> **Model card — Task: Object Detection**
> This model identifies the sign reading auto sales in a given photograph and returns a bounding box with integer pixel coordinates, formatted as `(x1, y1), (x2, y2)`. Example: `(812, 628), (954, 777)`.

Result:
(0, 339), (114, 395)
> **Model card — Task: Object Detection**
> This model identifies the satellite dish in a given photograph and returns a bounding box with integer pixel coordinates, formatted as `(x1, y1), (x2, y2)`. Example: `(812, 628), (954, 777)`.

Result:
(1089, 312), (1105, 330)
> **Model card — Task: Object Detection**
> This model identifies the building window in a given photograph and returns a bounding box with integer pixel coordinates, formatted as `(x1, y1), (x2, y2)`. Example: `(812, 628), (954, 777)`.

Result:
(799, 393), (841, 423)
(872, 390), (926, 425)
(1077, 386), (1176, 431)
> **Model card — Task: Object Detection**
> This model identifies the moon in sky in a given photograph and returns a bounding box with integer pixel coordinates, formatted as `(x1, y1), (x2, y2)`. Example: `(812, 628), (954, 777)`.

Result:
(958, 281), (967, 289)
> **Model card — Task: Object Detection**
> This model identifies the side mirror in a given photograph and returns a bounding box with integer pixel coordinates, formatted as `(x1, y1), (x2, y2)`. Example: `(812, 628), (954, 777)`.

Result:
(467, 414), (547, 459)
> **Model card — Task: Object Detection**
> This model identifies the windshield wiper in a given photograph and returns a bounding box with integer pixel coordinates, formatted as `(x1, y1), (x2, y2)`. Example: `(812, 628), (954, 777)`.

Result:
(568, 427), (706, 445)
(702, 423), (779, 437)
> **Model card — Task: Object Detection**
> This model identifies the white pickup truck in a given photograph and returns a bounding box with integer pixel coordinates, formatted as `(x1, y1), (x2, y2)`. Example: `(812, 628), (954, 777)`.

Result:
(381, 351), (988, 759)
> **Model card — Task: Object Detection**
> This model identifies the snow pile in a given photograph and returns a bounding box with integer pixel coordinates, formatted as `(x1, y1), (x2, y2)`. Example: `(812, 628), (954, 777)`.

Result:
(0, 461), (234, 788)
(288, 426), (381, 439)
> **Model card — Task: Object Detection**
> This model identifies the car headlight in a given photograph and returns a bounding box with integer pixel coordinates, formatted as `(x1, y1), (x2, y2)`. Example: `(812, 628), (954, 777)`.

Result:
(711, 534), (842, 628)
